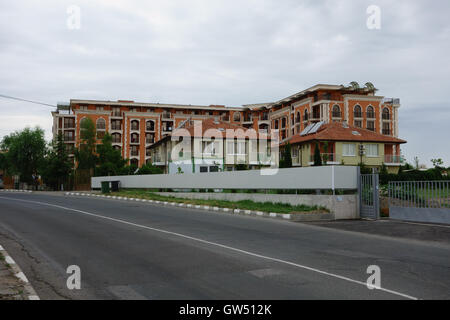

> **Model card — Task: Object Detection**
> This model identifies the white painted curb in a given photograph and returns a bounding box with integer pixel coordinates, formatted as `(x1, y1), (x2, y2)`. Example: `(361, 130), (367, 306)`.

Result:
(64, 192), (295, 222)
(0, 244), (40, 300)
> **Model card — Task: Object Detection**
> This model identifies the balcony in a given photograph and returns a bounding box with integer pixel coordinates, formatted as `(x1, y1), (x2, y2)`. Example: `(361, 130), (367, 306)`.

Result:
(385, 155), (402, 164)
(309, 153), (340, 164)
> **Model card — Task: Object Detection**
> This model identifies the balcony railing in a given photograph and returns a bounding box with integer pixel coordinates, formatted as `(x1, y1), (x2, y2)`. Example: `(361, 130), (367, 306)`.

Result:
(309, 153), (340, 163)
(385, 155), (402, 164)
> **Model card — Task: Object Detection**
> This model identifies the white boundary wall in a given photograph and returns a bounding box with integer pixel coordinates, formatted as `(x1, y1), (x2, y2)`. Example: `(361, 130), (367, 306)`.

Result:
(91, 166), (358, 190)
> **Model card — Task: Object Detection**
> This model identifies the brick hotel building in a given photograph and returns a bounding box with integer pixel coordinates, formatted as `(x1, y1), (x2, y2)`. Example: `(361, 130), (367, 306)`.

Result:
(52, 82), (404, 172)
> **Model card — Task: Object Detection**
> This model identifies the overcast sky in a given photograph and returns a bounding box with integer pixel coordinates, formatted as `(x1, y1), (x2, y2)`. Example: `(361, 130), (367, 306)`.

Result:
(1, 0), (449, 167)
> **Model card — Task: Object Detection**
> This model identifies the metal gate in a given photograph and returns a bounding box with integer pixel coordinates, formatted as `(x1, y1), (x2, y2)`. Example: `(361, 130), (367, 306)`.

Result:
(359, 172), (380, 219)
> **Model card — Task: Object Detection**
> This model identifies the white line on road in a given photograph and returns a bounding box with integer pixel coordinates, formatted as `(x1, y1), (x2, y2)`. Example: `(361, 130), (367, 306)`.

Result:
(0, 195), (418, 300)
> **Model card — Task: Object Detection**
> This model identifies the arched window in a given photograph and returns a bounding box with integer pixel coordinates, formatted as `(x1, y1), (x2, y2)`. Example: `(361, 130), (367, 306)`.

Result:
(274, 119), (279, 129)
(146, 120), (155, 131)
(332, 105), (341, 118)
(131, 120), (139, 131)
(367, 106), (375, 118)
(304, 109), (309, 120)
(112, 133), (121, 143)
(281, 117), (286, 128)
(296, 112), (301, 123)
(113, 145), (121, 152)
(96, 118), (106, 130)
(382, 107), (390, 120)
(131, 133), (139, 143)
(353, 105), (362, 118)
(233, 112), (241, 122)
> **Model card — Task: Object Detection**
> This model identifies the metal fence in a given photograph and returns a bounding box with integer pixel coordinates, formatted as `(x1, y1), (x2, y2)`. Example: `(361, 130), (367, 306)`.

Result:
(359, 173), (379, 220)
(388, 181), (450, 224)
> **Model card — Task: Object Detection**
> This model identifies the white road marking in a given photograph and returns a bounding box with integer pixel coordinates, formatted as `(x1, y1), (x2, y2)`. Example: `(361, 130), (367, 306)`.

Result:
(0, 195), (418, 300)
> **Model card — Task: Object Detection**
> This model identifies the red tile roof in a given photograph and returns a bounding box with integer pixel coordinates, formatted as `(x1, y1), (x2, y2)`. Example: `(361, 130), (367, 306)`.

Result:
(172, 118), (270, 140)
(285, 122), (407, 145)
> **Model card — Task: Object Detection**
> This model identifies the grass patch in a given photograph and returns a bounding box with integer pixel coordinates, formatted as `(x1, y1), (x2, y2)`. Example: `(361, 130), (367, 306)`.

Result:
(111, 190), (329, 213)
(109, 189), (328, 214)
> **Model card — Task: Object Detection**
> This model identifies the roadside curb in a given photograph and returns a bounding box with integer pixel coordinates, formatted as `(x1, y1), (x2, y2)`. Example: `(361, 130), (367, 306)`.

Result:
(64, 192), (333, 222)
(0, 189), (33, 193)
(0, 244), (40, 300)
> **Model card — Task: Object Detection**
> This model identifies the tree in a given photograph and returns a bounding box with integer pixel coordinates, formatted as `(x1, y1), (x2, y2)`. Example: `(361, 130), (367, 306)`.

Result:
(42, 134), (73, 190)
(0, 127), (46, 184)
(322, 141), (329, 165)
(75, 118), (97, 171)
(313, 142), (322, 166)
(95, 133), (127, 176)
(137, 163), (163, 175)
(431, 158), (444, 169)
(280, 143), (293, 168)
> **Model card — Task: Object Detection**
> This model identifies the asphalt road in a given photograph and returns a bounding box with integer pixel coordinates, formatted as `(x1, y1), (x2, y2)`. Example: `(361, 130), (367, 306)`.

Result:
(0, 192), (449, 300)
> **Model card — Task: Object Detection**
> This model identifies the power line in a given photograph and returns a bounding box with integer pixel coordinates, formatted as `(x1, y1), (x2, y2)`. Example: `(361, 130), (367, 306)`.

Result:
(0, 94), (56, 108)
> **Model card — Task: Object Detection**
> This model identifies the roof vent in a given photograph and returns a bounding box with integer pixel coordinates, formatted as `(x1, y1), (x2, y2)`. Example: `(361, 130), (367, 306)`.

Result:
(352, 131), (361, 136)
(218, 128), (225, 132)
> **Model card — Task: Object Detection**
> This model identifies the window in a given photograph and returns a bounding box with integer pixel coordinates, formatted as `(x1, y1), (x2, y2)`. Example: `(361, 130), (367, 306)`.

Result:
(383, 122), (390, 135)
(130, 158), (139, 167)
(131, 120), (139, 131)
(332, 105), (341, 118)
(236, 141), (246, 155)
(343, 144), (356, 156)
(292, 147), (298, 158)
(131, 146), (139, 156)
(353, 105), (362, 118)
(64, 118), (75, 128)
(382, 107), (390, 120)
(112, 133), (121, 143)
(274, 119), (279, 129)
(131, 133), (139, 143)
(200, 166), (208, 173)
(281, 117), (286, 128)
(296, 112), (301, 123)
(112, 107), (121, 116)
(366, 106), (375, 119)
(202, 141), (218, 155)
(366, 144), (379, 157)
(111, 119), (121, 130)
(146, 120), (155, 131)
(304, 109), (309, 121)
(354, 120), (362, 128)
(96, 118), (106, 130)
(233, 113), (241, 122)
(209, 166), (219, 172)
(367, 120), (375, 131)
(96, 106), (104, 111)
(227, 141), (235, 155)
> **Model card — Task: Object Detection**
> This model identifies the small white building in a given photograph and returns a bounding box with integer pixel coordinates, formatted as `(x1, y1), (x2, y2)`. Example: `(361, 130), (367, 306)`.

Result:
(149, 118), (277, 174)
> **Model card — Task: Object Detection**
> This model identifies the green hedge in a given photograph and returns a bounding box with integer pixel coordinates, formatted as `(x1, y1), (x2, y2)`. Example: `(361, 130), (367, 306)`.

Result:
(380, 168), (446, 185)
